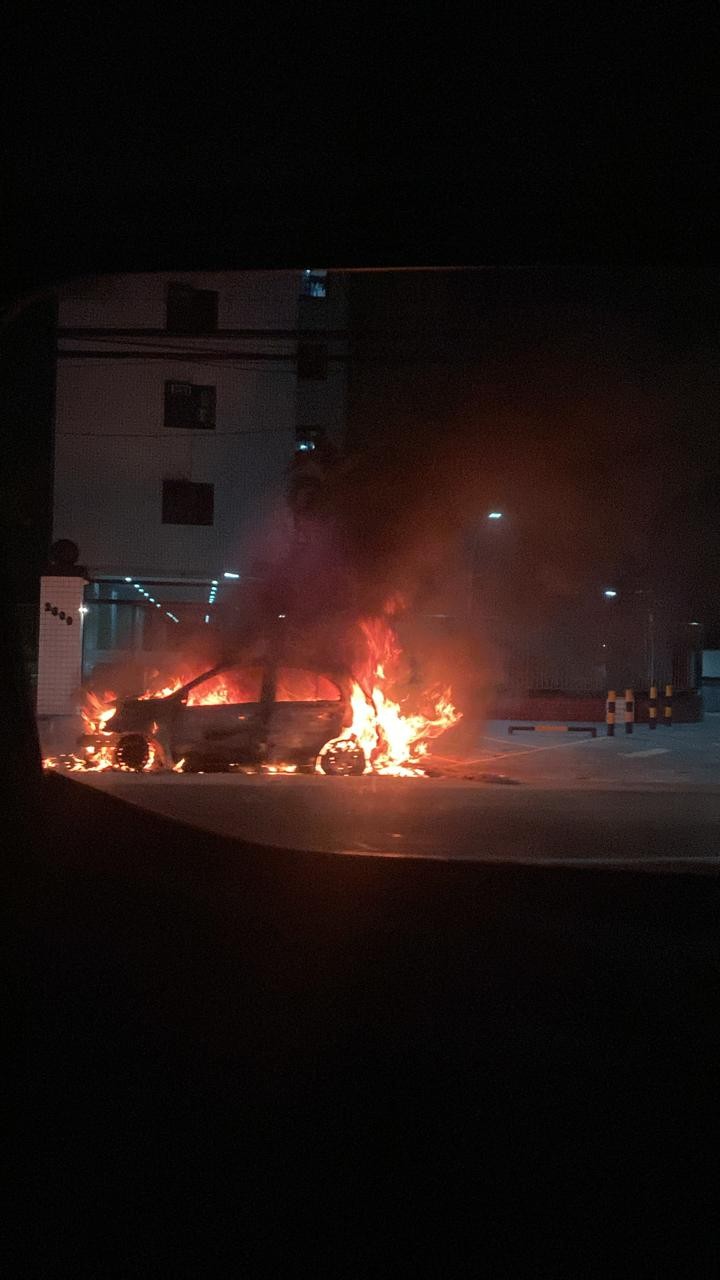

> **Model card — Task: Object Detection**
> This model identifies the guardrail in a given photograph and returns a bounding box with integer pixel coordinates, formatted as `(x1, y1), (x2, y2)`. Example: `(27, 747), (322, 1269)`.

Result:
(508, 725), (597, 738)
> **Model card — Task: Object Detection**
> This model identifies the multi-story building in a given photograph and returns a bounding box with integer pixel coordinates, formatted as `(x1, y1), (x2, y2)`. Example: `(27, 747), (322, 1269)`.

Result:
(44, 270), (346, 699)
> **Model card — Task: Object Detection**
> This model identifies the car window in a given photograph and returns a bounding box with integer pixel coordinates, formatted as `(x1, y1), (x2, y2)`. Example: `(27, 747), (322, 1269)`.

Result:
(274, 668), (342, 702)
(185, 666), (263, 706)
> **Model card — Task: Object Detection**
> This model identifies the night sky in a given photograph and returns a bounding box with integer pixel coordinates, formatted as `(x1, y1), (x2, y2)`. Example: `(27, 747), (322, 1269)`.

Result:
(345, 268), (720, 640)
(2, 15), (717, 645)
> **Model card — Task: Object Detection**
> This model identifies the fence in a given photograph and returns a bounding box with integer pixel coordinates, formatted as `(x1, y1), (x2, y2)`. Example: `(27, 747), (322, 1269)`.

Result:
(497, 629), (701, 699)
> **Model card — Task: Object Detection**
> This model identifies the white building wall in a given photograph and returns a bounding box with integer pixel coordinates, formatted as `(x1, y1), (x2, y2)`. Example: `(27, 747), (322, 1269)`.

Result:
(53, 359), (297, 576)
(36, 576), (87, 715)
(58, 271), (303, 330)
(52, 271), (347, 580)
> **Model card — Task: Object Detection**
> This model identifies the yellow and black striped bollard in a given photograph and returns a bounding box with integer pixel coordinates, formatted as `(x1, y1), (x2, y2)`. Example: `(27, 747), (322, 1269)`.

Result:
(649, 684), (657, 730)
(664, 683), (673, 727)
(606, 689), (616, 737)
(625, 687), (634, 735)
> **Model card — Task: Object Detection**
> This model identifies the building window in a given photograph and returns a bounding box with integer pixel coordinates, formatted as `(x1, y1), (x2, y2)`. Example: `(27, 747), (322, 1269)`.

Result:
(295, 426), (324, 453)
(166, 283), (218, 334)
(297, 342), (328, 380)
(301, 269), (327, 299)
(162, 480), (214, 526)
(164, 381), (216, 429)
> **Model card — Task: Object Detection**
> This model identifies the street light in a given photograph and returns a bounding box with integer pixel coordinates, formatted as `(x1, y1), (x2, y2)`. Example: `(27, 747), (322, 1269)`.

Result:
(487, 511), (503, 520)
(603, 589), (617, 599)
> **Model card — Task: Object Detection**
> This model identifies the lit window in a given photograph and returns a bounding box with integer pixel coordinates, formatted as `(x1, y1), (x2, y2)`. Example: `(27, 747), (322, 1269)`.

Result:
(300, 270), (327, 299)
(295, 426), (323, 453)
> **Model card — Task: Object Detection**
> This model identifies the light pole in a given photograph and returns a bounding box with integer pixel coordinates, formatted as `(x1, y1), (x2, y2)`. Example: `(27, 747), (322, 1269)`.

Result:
(467, 512), (505, 619)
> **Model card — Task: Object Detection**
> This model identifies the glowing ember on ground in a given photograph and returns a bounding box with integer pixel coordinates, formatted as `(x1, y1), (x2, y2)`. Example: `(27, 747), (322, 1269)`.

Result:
(43, 743), (154, 773)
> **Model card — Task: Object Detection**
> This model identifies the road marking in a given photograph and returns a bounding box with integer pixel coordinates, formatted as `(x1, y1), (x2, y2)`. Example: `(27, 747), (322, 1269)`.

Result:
(625, 748), (669, 759)
(479, 736), (610, 763)
(430, 754), (499, 766)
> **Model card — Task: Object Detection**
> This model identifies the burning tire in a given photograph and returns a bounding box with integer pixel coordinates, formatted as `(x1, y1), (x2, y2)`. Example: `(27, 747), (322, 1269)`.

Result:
(115, 734), (151, 772)
(317, 737), (366, 776)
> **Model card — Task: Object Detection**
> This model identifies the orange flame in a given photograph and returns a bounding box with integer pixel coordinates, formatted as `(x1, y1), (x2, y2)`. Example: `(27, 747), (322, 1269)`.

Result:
(82, 690), (118, 733)
(320, 615), (461, 776)
(138, 678), (184, 701)
(138, 669), (260, 706)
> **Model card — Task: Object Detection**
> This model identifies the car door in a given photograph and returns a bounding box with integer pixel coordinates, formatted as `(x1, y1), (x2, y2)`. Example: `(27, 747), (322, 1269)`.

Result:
(173, 664), (267, 765)
(265, 666), (347, 766)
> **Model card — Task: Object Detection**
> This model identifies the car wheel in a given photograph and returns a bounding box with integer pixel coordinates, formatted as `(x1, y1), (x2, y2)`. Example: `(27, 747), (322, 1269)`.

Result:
(115, 733), (151, 772)
(318, 738), (366, 776)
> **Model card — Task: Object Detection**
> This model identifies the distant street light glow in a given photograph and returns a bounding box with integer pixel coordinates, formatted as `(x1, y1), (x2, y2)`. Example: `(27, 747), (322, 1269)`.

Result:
(604, 589), (618, 598)
(487, 511), (503, 520)
(224, 571), (240, 579)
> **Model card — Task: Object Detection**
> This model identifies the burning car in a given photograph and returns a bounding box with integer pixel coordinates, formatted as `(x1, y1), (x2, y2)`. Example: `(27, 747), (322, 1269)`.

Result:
(61, 613), (461, 777)
(78, 658), (365, 775)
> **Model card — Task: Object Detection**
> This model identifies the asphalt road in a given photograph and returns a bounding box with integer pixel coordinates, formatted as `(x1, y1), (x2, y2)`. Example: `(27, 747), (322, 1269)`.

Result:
(72, 717), (720, 865)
